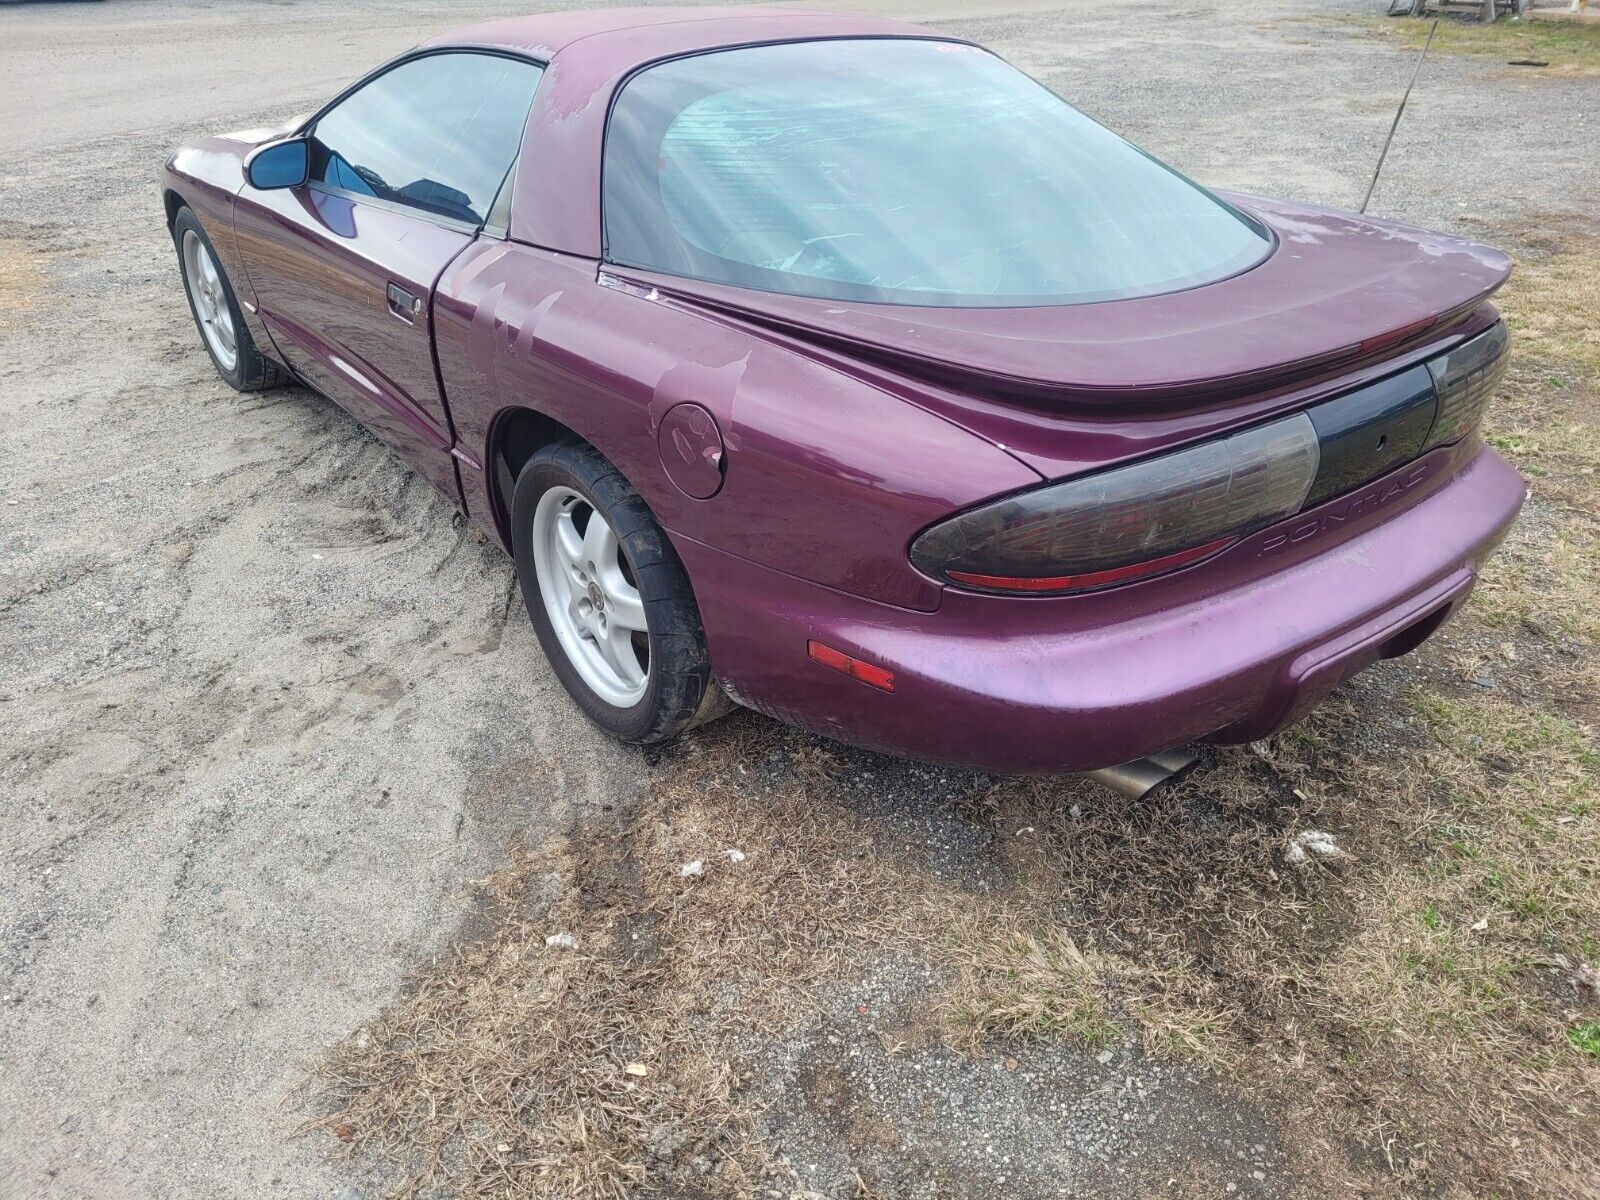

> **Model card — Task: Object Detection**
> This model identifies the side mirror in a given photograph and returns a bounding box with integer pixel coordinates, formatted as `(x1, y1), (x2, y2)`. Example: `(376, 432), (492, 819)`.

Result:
(245, 139), (309, 190)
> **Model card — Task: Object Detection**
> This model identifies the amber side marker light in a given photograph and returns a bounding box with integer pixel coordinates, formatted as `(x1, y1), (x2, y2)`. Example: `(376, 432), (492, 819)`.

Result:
(807, 639), (896, 692)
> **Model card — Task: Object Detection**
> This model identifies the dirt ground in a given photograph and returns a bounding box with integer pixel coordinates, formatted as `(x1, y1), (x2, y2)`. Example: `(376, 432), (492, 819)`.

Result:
(2, 1), (1597, 1199)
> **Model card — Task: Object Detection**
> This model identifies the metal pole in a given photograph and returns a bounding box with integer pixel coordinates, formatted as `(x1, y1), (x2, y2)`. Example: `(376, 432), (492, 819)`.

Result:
(1360, 17), (1440, 215)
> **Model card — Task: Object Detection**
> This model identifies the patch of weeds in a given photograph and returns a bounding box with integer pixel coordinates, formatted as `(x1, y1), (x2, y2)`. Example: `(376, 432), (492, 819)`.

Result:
(1468, 526), (1600, 644)
(1366, 14), (1600, 77)
(1412, 690), (1596, 800)
(1567, 1022), (1600, 1059)
(1495, 230), (1600, 384)
(943, 926), (1121, 1049)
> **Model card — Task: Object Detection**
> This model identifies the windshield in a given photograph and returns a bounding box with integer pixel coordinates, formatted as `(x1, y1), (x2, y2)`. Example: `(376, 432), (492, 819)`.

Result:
(603, 39), (1272, 308)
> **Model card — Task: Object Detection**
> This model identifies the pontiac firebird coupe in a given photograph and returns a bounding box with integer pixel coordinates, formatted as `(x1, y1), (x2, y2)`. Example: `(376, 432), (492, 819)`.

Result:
(161, 7), (1524, 776)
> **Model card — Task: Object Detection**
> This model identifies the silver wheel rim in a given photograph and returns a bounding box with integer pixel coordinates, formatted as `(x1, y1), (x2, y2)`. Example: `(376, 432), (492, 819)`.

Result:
(181, 229), (238, 372)
(532, 486), (650, 709)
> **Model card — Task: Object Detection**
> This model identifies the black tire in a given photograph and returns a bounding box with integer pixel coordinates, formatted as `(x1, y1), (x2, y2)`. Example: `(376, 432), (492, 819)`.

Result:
(510, 438), (729, 744)
(171, 206), (284, 392)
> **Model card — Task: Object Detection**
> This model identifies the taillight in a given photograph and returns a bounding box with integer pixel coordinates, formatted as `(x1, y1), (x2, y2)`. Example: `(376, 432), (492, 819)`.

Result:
(910, 414), (1320, 595)
(912, 321), (1507, 598)
(1424, 322), (1508, 451)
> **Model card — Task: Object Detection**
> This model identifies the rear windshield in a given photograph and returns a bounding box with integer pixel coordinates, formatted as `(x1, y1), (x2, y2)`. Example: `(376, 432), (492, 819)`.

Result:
(603, 39), (1272, 308)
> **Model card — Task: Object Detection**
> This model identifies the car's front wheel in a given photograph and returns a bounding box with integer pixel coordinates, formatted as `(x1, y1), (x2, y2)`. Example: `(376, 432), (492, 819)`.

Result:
(510, 439), (727, 744)
(171, 206), (283, 392)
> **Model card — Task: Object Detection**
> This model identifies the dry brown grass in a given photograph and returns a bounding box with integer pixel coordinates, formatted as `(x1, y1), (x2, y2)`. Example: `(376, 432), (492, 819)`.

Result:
(301, 742), (928, 1197)
(304, 703), (1596, 1196)
(1495, 229), (1600, 383)
(301, 741), (1140, 1197)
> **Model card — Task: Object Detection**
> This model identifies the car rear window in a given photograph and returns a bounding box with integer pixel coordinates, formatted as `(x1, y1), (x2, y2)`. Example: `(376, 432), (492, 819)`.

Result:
(603, 39), (1272, 308)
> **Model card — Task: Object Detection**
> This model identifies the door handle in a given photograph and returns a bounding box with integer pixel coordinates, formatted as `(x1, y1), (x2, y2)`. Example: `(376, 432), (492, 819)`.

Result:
(386, 281), (423, 323)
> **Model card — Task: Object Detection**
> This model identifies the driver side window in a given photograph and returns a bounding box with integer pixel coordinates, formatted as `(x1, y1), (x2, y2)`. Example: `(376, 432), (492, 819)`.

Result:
(310, 52), (543, 227)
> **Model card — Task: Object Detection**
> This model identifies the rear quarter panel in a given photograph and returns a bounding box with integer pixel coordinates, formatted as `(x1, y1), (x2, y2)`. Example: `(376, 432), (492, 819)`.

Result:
(433, 241), (1042, 611)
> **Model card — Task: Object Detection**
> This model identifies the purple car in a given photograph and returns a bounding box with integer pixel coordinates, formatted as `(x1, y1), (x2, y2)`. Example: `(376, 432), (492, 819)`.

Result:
(161, 7), (1523, 779)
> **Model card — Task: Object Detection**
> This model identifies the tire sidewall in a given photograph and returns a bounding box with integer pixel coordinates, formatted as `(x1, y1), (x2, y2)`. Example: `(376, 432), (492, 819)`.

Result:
(510, 444), (710, 744)
(172, 208), (249, 390)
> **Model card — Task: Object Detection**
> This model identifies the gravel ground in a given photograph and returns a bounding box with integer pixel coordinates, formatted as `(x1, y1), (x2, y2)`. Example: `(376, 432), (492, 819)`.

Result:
(745, 950), (1289, 1199)
(1, 1), (1595, 1197)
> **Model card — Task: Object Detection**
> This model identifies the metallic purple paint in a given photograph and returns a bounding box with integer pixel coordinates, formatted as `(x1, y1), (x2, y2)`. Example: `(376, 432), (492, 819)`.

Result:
(677, 446), (1522, 772)
(160, 7), (1525, 773)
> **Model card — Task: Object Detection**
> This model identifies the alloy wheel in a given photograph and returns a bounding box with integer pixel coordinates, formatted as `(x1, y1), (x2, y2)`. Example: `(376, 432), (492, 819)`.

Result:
(181, 229), (238, 372)
(531, 485), (651, 708)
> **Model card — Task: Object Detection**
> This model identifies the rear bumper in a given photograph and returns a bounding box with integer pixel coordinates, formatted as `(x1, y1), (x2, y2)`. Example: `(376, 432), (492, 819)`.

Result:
(675, 446), (1526, 774)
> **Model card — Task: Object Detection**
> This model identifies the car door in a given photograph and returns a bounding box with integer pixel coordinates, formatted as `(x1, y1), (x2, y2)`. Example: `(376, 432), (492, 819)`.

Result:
(234, 51), (544, 500)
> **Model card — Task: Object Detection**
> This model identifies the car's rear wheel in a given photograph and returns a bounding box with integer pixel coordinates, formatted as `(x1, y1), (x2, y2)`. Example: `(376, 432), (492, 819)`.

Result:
(510, 439), (727, 744)
(171, 207), (283, 392)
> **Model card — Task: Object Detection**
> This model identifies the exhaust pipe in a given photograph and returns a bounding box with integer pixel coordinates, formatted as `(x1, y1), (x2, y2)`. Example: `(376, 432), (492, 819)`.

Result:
(1081, 748), (1198, 800)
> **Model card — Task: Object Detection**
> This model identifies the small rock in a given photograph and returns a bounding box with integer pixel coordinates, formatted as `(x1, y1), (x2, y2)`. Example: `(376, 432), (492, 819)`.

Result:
(545, 932), (578, 950)
(679, 859), (704, 878)
(721, 848), (746, 863)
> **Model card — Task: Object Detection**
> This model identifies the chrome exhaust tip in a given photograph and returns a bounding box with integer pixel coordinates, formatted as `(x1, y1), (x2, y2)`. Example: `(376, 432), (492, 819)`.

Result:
(1081, 748), (1198, 800)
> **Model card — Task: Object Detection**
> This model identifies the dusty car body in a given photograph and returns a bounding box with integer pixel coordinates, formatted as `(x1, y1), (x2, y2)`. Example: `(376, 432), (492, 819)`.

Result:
(161, 6), (1524, 774)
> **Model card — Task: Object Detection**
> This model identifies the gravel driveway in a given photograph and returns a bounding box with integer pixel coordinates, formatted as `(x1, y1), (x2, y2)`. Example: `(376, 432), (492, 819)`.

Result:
(1, 1), (1594, 1197)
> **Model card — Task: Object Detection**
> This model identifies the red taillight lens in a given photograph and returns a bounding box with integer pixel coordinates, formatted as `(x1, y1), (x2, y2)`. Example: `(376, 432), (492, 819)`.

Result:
(945, 536), (1236, 593)
(911, 413), (1320, 595)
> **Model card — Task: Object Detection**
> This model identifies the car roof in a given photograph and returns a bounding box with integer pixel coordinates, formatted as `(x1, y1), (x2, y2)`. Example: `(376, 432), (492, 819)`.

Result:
(424, 6), (927, 66)
(427, 7), (952, 256)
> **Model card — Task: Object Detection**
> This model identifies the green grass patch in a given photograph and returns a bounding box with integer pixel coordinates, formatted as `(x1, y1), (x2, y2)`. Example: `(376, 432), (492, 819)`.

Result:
(1375, 14), (1600, 76)
(1411, 691), (1597, 778)
(1566, 1021), (1600, 1058)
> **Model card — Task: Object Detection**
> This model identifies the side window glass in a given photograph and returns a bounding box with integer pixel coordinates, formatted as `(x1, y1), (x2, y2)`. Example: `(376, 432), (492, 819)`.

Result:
(310, 53), (542, 226)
